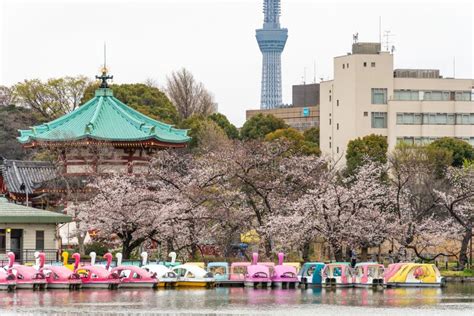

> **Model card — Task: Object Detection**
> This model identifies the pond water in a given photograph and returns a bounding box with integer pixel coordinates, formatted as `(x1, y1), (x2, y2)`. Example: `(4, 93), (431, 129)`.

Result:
(0, 283), (473, 315)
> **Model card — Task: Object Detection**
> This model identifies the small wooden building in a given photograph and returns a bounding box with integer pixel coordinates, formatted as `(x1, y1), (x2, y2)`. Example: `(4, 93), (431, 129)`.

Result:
(0, 197), (71, 263)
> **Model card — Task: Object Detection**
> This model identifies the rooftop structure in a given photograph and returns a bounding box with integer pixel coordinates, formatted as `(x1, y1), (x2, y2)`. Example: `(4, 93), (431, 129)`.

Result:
(292, 83), (320, 107)
(0, 159), (56, 196)
(0, 197), (71, 224)
(246, 106), (319, 131)
(256, 0), (288, 109)
(18, 71), (190, 148)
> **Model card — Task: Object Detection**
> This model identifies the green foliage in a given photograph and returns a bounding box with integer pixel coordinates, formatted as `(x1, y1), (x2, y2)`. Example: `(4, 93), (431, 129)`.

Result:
(14, 76), (90, 120)
(240, 114), (288, 140)
(393, 143), (453, 179)
(0, 104), (43, 159)
(178, 115), (228, 149)
(83, 83), (179, 124)
(428, 137), (474, 168)
(208, 113), (239, 139)
(303, 127), (320, 147)
(265, 128), (320, 156)
(84, 241), (109, 257)
(346, 134), (388, 174)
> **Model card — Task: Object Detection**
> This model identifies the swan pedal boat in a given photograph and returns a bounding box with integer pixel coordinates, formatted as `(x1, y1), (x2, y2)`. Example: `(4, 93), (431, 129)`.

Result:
(112, 253), (158, 288)
(386, 263), (445, 288)
(36, 252), (81, 290)
(0, 269), (16, 291)
(207, 262), (245, 287)
(7, 252), (46, 290)
(298, 262), (325, 288)
(321, 262), (353, 288)
(353, 262), (385, 288)
(172, 264), (215, 288)
(271, 253), (299, 289)
(140, 252), (178, 287)
(244, 253), (272, 288)
(77, 253), (120, 289)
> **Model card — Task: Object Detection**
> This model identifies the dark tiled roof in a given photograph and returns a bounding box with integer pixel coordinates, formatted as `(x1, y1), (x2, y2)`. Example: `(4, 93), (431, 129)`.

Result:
(0, 159), (57, 194)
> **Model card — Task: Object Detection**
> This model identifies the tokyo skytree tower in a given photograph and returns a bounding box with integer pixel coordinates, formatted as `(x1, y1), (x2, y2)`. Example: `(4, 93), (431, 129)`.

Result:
(256, 0), (288, 109)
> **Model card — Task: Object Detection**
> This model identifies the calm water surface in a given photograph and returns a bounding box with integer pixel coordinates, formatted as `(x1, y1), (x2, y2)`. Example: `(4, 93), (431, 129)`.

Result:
(0, 284), (472, 315)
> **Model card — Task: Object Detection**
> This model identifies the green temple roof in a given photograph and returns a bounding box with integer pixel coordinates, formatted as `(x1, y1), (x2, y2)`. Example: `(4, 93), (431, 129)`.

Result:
(18, 88), (190, 145)
(0, 198), (72, 224)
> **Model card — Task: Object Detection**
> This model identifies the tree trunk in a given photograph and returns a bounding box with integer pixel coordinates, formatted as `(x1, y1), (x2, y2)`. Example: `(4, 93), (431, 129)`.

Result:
(264, 239), (273, 259)
(334, 246), (343, 262)
(459, 227), (472, 270)
(302, 241), (311, 262)
(361, 247), (368, 261)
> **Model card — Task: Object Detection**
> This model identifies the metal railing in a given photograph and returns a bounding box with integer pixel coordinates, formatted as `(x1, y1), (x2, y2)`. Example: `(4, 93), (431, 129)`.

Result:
(0, 249), (59, 265)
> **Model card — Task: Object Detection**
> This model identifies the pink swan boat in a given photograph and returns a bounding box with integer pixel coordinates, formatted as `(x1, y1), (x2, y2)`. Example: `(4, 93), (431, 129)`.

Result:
(384, 262), (409, 283)
(244, 253), (271, 288)
(271, 253), (299, 288)
(7, 252), (46, 290)
(353, 262), (385, 287)
(0, 253), (16, 291)
(37, 252), (81, 290)
(110, 253), (158, 288)
(76, 253), (120, 289)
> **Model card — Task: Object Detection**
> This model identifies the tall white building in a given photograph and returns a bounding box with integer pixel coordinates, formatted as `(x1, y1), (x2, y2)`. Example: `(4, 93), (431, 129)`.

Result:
(320, 42), (474, 164)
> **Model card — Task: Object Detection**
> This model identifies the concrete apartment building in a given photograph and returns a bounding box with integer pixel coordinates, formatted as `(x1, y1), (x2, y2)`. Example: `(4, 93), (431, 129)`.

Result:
(320, 42), (474, 164)
(246, 83), (320, 131)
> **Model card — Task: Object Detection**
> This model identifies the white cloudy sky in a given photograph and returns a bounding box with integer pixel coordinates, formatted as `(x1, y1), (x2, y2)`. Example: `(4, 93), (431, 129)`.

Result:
(1, 0), (473, 126)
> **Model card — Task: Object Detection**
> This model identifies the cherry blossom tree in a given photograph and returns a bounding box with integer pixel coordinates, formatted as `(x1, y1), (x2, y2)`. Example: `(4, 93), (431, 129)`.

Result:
(269, 160), (395, 261)
(387, 147), (457, 261)
(435, 166), (474, 269)
(79, 173), (183, 259)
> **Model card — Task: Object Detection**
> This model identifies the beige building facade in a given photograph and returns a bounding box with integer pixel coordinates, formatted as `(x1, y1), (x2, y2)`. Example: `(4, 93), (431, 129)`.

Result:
(246, 106), (320, 131)
(320, 42), (474, 164)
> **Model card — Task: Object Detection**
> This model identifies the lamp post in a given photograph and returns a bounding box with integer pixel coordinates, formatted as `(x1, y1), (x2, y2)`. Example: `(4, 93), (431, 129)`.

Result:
(19, 183), (28, 207)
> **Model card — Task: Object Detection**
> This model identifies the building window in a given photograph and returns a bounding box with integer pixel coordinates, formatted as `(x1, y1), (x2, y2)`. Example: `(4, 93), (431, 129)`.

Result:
(342, 64), (345, 69)
(0, 229), (5, 253)
(394, 90), (420, 101)
(329, 119), (331, 125)
(337, 100), (339, 106)
(337, 123), (339, 130)
(329, 142), (332, 149)
(371, 62), (376, 67)
(455, 91), (472, 101)
(364, 112), (368, 117)
(329, 95), (332, 102)
(371, 88), (388, 104)
(36, 231), (45, 250)
(424, 91), (449, 101)
(371, 112), (387, 128)
(456, 113), (472, 125)
(363, 62), (367, 67)
(337, 147), (339, 153)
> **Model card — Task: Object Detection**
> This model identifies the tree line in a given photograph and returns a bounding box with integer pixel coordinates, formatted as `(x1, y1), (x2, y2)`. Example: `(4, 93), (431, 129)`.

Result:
(70, 133), (473, 269)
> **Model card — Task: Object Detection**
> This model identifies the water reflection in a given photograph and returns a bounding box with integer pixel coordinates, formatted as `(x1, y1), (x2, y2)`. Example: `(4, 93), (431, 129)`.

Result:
(0, 284), (472, 314)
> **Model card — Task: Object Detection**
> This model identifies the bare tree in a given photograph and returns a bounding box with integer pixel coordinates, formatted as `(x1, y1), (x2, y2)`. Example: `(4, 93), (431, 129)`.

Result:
(166, 68), (217, 119)
(0, 86), (16, 107)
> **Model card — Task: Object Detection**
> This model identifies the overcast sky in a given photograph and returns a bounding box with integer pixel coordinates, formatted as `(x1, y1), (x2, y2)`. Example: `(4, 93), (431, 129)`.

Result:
(1, 0), (473, 126)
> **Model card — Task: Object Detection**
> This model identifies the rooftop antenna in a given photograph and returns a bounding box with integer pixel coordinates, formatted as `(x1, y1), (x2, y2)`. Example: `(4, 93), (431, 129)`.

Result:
(313, 61), (316, 84)
(453, 56), (456, 78)
(379, 16), (382, 46)
(353, 32), (359, 44)
(96, 42), (113, 88)
(383, 30), (395, 52)
(104, 42), (107, 72)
